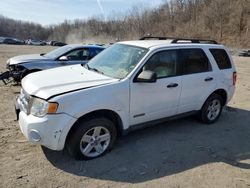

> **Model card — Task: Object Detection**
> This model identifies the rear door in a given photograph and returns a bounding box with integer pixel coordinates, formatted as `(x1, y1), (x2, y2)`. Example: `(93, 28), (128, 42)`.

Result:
(178, 48), (216, 113)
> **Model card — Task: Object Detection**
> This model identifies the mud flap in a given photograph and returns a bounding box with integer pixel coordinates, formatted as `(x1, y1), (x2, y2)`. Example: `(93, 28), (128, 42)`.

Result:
(0, 71), (11, 84)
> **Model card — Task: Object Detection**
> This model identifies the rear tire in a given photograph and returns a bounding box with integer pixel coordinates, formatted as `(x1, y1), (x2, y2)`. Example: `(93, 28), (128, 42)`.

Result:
(200, 94), (223, 124)
(66, 117), (117, 160)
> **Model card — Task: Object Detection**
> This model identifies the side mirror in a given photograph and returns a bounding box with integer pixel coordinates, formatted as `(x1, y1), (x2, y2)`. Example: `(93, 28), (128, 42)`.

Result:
(59, 56), (68, 61)
(135, 70), (157, 83)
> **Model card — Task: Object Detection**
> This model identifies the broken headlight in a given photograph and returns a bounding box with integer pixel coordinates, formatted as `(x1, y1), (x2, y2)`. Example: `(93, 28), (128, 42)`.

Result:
(8, 65), (15, 71)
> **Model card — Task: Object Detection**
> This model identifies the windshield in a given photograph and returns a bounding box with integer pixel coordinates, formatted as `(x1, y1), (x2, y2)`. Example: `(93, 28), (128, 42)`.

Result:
(87, 44), (148, 79)
(44, 45), (73, 59)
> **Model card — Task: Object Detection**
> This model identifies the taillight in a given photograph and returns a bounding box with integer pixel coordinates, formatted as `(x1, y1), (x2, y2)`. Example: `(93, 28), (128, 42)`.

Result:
(233, 72), (237, 85)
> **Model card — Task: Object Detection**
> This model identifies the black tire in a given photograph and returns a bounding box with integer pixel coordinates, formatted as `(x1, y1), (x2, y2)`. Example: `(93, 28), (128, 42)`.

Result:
(200, 94), (223, 124)
(66, 117), (117, 160)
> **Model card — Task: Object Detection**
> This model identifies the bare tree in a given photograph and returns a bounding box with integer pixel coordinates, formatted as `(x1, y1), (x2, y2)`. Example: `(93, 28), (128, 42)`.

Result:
(0, 0), (249, 47)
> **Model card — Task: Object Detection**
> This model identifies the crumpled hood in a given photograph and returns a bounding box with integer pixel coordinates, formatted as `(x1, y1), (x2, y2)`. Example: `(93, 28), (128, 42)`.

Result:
(8, 54), (50, 65)
(22, 64), (118, 100)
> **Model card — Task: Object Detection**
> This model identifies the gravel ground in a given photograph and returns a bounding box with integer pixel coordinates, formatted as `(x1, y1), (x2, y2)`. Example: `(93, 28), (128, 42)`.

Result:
(0, 45), (249, 188)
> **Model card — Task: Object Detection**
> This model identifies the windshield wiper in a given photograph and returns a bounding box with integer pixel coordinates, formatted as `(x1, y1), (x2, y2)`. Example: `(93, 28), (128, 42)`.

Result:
(84, 64), (104, 74)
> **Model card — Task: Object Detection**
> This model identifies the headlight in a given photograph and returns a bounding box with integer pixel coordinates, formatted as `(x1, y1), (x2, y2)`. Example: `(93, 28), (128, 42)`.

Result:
(30, 97), (58, 117)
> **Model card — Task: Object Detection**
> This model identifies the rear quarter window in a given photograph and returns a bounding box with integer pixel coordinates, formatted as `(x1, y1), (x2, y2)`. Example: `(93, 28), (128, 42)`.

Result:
(210, 49), (232, 69)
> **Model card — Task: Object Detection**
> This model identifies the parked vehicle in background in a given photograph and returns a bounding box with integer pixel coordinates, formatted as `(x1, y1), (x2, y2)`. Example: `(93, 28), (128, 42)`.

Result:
(49, 41), (67, 46)
(0, 44), (105, 83)
(239, 50), (250, 57)
(53, 41), (67, 46)
(26, 39), (46, 46)
(0, 37), (24, 45)
(0, 37), (5, 43)
(15, 37), (237, 160)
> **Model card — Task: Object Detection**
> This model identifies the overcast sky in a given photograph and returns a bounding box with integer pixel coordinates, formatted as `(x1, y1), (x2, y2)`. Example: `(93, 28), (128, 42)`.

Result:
(0, 0), (164, 26)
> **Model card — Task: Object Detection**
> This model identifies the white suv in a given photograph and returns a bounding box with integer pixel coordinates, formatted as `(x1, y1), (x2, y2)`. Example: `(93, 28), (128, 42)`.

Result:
(16, 37), (237, 160)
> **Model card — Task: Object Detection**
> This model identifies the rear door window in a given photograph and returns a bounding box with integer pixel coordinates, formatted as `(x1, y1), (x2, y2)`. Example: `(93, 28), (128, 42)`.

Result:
(210, 49), (232, 69)
(181, 49), (211, 74)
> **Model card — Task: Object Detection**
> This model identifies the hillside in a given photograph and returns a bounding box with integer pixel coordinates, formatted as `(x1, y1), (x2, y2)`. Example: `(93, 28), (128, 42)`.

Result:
(0, 0), (249, 47)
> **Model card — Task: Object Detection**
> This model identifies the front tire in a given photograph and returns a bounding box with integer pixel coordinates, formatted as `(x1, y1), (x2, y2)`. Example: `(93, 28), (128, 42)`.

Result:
(200, 94), (223, 124)
(66, 117), (117, 160)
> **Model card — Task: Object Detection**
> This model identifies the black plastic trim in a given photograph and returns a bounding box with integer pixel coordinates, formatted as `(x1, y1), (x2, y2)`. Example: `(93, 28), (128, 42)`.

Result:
(139, 36), (218, 44)
(123, 111), (198, 135)
(133, 113), (145, 118)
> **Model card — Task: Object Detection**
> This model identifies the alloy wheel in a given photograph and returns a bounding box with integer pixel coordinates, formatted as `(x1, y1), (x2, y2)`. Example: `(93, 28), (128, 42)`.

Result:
(207, 99), (221, 121)
(80, 126), (111, 158)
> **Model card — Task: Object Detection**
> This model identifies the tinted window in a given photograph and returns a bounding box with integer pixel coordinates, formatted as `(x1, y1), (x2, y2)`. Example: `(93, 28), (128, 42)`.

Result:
(65, 48), (89, 61)
(143, 50), (177, 78)
(182, 49), (210, 74)
(94, 48), (103, 55)
(89, 48), (104, 59)
(44, 45), (73, 59)
(210, 49), (231, 69)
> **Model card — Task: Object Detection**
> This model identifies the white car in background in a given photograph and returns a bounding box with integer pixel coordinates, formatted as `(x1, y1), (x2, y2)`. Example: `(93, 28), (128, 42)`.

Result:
(16, 37), (236, 160)
(26, 39), (46, 46)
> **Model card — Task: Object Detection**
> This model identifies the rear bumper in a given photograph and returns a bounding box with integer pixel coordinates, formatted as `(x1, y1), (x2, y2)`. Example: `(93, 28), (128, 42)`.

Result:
(226, 86), (236, 104)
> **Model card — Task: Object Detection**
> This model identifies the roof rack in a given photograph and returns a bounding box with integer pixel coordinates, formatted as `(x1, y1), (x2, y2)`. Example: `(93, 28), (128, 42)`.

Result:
(139, 36), (218, 44)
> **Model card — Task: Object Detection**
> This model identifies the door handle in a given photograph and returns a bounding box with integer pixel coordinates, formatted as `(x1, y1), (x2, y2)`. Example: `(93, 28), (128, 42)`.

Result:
(204, 77), (213, 82)
(167, 83), (178, 88)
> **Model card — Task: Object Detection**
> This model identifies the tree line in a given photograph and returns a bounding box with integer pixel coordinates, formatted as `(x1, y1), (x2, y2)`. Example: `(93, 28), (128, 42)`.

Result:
(0, 0), (249, 47)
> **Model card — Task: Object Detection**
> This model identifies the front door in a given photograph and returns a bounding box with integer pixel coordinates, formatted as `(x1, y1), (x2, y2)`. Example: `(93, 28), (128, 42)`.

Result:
(129, 49), (182, 125)
(56, 48), (89, 68)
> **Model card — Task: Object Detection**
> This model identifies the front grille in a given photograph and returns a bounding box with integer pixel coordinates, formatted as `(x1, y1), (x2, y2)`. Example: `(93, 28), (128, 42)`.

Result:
(19, 89), (31, 114)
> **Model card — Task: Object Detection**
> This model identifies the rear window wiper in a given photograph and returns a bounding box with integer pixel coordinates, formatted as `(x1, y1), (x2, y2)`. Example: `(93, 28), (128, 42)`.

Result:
(84, 64), (104, 75)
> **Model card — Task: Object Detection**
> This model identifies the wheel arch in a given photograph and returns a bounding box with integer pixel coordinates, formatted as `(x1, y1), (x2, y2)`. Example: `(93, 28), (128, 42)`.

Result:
(65, 109), (124, 145)
(206, 88), (228, 106)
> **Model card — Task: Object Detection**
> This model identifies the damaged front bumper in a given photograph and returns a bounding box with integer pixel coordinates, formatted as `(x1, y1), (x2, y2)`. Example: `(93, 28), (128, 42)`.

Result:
(18, 110), (77, 150)
(0, 63), (24, 84)
(16, 94), (77, 150)
(0, 70), (23, 84)
(0, 71), (11, 84)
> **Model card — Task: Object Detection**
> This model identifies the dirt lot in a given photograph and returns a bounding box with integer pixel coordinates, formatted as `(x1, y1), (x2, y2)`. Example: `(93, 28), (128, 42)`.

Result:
(0, 44), (249, 188)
